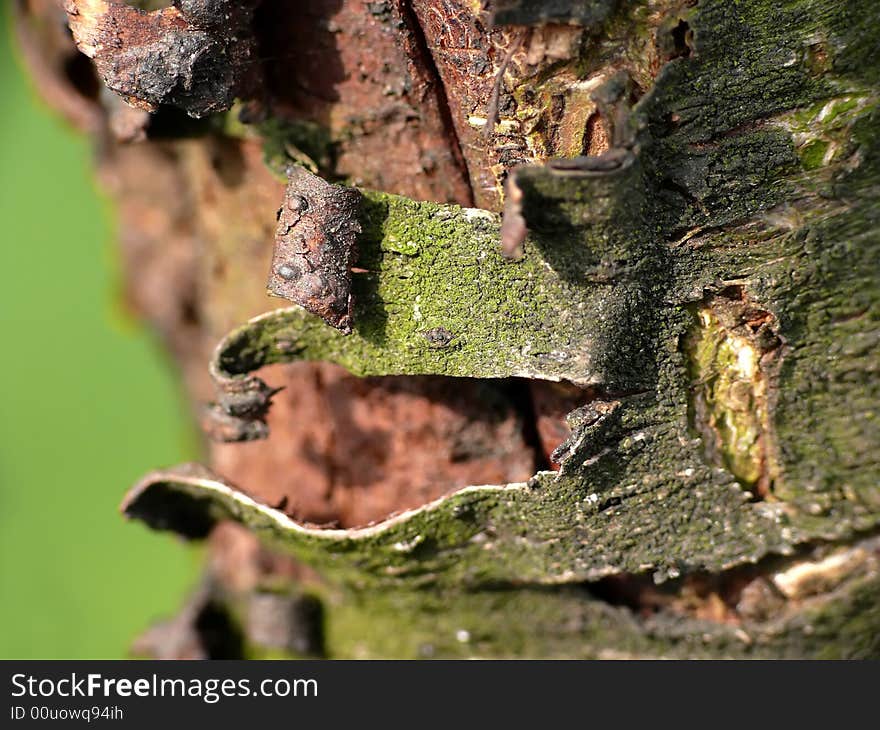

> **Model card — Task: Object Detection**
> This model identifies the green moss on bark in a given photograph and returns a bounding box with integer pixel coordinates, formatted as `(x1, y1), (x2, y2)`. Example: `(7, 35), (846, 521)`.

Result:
(126, 0), (880, 657)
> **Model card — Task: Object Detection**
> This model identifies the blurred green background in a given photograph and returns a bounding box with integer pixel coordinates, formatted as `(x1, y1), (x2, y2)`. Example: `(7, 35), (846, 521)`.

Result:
(0, 7), (199, 657)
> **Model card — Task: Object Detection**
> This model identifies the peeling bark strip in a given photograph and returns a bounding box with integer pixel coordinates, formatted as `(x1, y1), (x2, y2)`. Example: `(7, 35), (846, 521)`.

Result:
(501, 147), (635, 258)
(203, 161), (654, 449)
(269, 167), (362, 334)
(64, 0), (260, 117)
(123, 459), (880, 602)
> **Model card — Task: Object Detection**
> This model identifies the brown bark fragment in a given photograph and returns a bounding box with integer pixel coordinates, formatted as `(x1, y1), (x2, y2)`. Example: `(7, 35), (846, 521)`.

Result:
(64, 0), (261, 118)
(268, 166), (362, 334)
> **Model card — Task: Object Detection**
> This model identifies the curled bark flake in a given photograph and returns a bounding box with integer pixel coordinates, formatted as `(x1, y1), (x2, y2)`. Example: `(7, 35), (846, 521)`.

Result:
(201, 404), (270, 443)
(545, 147), (634, 174)
(500, 172), (527, 259)
(589, 70), (638, 149)
(500, 146), (635, 258)
(550, 399), (621, 471)
(64, 0), (261, 118)
(205, 172), (654, 446)
(269, 167), (362, 335)
(203, 365), (281, 443)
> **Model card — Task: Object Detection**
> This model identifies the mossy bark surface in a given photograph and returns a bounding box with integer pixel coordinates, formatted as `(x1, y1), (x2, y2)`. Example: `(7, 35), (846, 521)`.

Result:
(19, 0), (880, 657)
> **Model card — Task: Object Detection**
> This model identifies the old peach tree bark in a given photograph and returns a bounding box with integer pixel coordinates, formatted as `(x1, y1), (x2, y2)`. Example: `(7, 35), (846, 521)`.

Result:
(17, 0), (880, 657)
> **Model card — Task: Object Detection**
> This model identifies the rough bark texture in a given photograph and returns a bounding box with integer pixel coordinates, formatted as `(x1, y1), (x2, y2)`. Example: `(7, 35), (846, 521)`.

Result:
(16, 0), (880, 658)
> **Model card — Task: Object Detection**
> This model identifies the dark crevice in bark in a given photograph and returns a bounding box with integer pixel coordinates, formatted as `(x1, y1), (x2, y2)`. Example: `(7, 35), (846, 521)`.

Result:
(396, 0), (476, 207)
(194, 600), (246, 659)
(509, 379), (553, 473)
(658, 175), (706, 216)
(670, 19), (693, 59)
(587, 564), (762, 618)
(582, 110), (609, 155)
(144, 107), (214, 139)
(585, 529), (880, 624)
(61, 49), (102, 101)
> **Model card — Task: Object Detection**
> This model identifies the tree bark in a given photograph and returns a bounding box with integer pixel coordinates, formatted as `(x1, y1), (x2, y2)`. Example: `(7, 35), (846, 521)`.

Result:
(16, 0), (880, 658)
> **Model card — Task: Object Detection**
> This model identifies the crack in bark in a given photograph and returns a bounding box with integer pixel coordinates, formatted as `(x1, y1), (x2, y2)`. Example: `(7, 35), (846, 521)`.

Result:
(396, 0), (476, 207)
(509, 379), (553, 473)
(589, 530), (880, 629)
